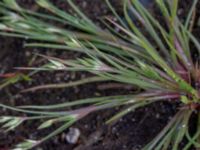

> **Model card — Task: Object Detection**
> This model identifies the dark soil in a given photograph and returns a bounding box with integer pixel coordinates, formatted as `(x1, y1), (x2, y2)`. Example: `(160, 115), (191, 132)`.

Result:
(0, 0), (199, 150)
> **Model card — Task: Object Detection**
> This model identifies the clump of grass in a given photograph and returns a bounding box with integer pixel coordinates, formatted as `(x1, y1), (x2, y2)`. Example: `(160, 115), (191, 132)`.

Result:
(0, 0), (200, 149)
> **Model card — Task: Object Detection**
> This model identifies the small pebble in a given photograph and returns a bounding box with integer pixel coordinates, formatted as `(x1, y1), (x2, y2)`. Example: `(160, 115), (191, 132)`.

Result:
(66, 127), (81, 144)
(84, 124), (89, 129)
(156, 113), (160, 119)
(131, 118), (136, 122)
(82, 1), (87, 8)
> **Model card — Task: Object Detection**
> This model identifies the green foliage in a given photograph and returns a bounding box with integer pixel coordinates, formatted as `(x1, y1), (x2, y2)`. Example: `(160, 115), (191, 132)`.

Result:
(0, 0), (199, 149)
(0, 73), (31, 90)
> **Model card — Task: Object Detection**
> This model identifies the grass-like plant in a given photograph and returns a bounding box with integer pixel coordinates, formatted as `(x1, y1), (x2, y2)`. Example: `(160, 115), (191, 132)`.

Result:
(0, 72), (31, 90)
(0, 0), (200, 149)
